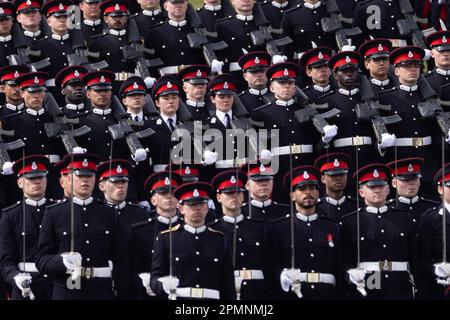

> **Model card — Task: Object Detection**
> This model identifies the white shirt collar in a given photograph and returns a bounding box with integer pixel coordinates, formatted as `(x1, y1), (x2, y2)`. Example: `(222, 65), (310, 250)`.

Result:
(161, 113), (177, 128)
(249, 87), (268, 96)
(5, 103), (24, 111)
(142, 8), (161, 16)
(304, 1), (322, 9)
(236, 14), (253, 21)
(326, 196), (346, 206)
(313, 84), (330, 92)
(339, 88), (359, 96)
(24, 30), (41, 38)
(436, 68), (450, 76)
(109, 29), (126, 36)
(366, 205), (388, 214)
(157, 215), (179, 225)
(73, 196), (94, 206)
(204, 4), (222, 11)
(272, 1), (289, 8)
(186, 100), (206, 107)
(296, 212), (318, 222)
(223, 214), (244, 224)
(251, 199), (272, 208)
(66, 103), (85, 110)
(399, 84), (418, 92)
(398, 195), (419, 205)
(440, 202), (450, 215)
(275, 98), (295, 106)
(128, 110), (144, 121)
(93, 108), (112, 115)
(108, 201), (126, 210)
(26, 108), (45, 116)
(0, 35), (12, 42)
(52, 33), (70, 41)
(371, 78), (390, 86)
(25, 197), (46, 207)
(84, 19), (101, 26)
(184, 224), (206, 234)
(216, 109), (232, 126)
(168, 19), (187, 27)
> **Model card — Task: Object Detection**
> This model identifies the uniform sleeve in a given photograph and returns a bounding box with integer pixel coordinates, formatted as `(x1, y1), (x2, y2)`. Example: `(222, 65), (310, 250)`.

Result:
(128, 227), (147, 300)
(219, 235), (237, 300)
(112, 214), (131, 299)
(150, 232), (170, 297)
(0, 212), (21, 285)
(417, 213), (436, 283)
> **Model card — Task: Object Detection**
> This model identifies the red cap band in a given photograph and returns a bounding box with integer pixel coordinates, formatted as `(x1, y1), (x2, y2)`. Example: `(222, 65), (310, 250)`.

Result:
(18, 163), (47, 175)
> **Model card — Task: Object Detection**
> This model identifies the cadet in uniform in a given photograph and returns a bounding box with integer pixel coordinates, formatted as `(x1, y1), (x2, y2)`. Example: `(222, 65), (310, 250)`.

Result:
(130, 0), (165, 38)
(15, 0), (46, 45)
(0, 2), (16, 67)
(36, 153), (129, 300)
(269, 165), (342, 299)
(358, 38), (397, 94)
(343, 164), (418, 299)
(0, 155), (53, 300)
(150, 181), (236, 300)
(196, 0), (235, 33)
(260, 0), (299, 29)
(78, 0), (104, 44)
(425, 30), (450, 102)
(209, 170), (269, 299)
(129, 170), (183, 299)
(0, 65), (30, 118)
(314, 152), (359, 223)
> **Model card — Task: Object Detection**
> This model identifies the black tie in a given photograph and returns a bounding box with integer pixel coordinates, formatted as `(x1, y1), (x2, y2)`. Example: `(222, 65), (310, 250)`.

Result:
(134, 115), (140, 122)
(168, 118), (175, 132)
(225, 113), (232, 129)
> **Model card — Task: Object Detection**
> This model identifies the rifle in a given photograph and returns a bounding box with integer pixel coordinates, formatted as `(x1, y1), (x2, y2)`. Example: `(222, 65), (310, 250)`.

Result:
(108, 95), (155, 160)
(7, 23), (50, 70)
(250, 3), (292, 56)
(186, 3), (228, 66)
(0, 130), (25, 170)
(355, 75), (402, 155)
(67, 28), (109, 71)
(43, 93), (91, 153)
(396, 0), (430, 49)
(417, 75), (450, 141)
(320, 0), (362, 50)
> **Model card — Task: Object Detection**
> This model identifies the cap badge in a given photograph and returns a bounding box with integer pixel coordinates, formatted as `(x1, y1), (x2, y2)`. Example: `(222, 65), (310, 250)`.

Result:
(185, 166), (191, 174)
(230, 175), (236, 184)
(259, 164), (266, 172)
(0, 8), (4, 14)
(100, 75), (105, 83)
(116, 165), (122, 173)
(196, 69), (202, 77)
(408, 51), (413, 58)
(163, 177), (170, 185)
(333, 159), (340, 167)
(345, 56), (351, 63)
(223, 81), (229, 89)
(193, 189), (199, 197)
(34, 77), (39, 84)
(114, 3), (120, 11)
(255, 56), (260, 64)
(167, 81), (172, 88)
(318, 52), (323, 59)
(283, 68), (289, 76)
(408, 164), (414, 172)
(31, 162), (37, 170)
(74, 70), (79, 77)
(14, 71), (19, 78)
(82, 159), (88, 167)
(443, 36), (448, 43)
(378, 44), (384, 51)
(373, 169), (379, 178)
(59, 3), (64, 10)
(26, 0), (31, 5)
(303, 171), (310, 179)
(133, 82), (138, 89)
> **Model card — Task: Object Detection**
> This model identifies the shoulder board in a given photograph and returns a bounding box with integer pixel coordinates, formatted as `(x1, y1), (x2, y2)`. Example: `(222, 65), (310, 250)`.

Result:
(216, 15), (233, 23)
(47, 199), (68, 208)
(208, 227), (225, 235)
(2, 111), (21, 120)
(2, 201), (22, 212)
(237, 91), (245, 97)
(318, 90), (335, 99)
(196, 7), (202, 11)
(161, 223), (181, 234)
(272, 214), (291, 223)
(127, 201), (142, 207)
(420, 197), (440, 205)
(377, 87), (397, 95)
(90, 32), (107, 39)
(342, 208), (361, 220)
(284, 4), (302, 13)
(131, 218), (154, 229)
(274, 202), (290, 208)
(149, 21), (165, 29)
(253, 101), (273, 112)
(35, 36), (48, 42)
(245, 216), (265, 223)
(130, 13), (139, 18)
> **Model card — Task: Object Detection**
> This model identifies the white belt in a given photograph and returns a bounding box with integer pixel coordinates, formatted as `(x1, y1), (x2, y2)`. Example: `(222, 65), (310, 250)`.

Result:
(114, 72), (135, 81)
(80, 266), (112, 279)
(215, 158), (248, 168)
(299, 272), (336, 285)
(159, 66), (183, 75)
(18, 262), (38, 273)
(234, 269), (264, 280)
(176, 287), (220, 300)
(334, 136), (372, 148)
(359, 261), (409, 272)
(229, 62), (241, 72)
(389, 39), (407, 48)
(271, 145), (313, 156)
(153, 164), (167, 172)
(45, 154), (61, 163)
(396, 136), (432, 147)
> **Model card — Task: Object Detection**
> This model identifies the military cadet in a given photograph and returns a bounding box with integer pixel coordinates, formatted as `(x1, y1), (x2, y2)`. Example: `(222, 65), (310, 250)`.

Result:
(280, 0), (337, 60)
(178, 64), (211, 122)
(241, 160), (289, 221)
(358, 38), (397, 94)
(144, 0), (214, 76)
(209, 169), (269, 300)
(314, 152), (359, 223)
(15, 0), (46, 45)
(0, 2), (16, 67)
(0, 65), (30, 118)
(128, 170), (182, 299)
(425, 30), (450, 102)
(54, 65), (90, 118)
(260, 0), (299, 29)
(237, 51), (272, 116)
(299, 46), (334, 102)
(78, 0), (104, 44)
(418, 164), (450, 299)
(387, 157), (439, 232)
(129, 0), (166, 38)
(0, 155), (53, 300)
(54, 159), (70, 198)
(343, 163), (418, 299)
(150, 181), (236, 300)
(378, 46), (440, 198)
(269, 165), (342, 299)
(36, 153), (129, 300)
(196, 0), (235, 33)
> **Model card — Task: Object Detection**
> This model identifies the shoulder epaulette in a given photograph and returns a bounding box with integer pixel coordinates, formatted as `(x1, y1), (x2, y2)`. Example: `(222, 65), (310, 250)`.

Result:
(216, 15), (233, 23)
(161, 223), (181, 233)
(284, 4), (302, 13)
(2, 201), (21, 212)
(342, 208), (361, 219)
(131, 218), (154, 229)
(253, 101), (273, 112)
(272, 214), (291, 223)
(90, 32), (106, 39)
(2, 111), (21, 120)
(208, 227), (225, 235)
(377, 87), (397, 95)
(420, 197), (440, 205)
(47, 199), (68, 208)
(149, 21), (165, 29)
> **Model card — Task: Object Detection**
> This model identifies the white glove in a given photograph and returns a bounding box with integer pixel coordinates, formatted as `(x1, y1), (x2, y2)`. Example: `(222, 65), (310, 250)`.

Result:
(13, 273), (35, 300)
(378, 133), (396, 149)
(61, 252), (82, 281)
(211, 59), (224, 74)
(260, 149), (272, 160)
(72, 147), (86, 154)
(272, 54), (287, 64)
(2, 161), (13, 175)
(341, 45), (356, 52)
(446, 130), (450, 143)
(138, 272), (156, 296)
(138, 200), (151, 211)
(434, 263), (450, 278)
(203, 150), (218, 165)
(280, 269), (301, 292)
(158, 275), (179, 297)
(207, 199), (216, 210)
(144, 76), (157, 89)
(424, 49), (431, 61)
(347, 268), (367, 296)
(133, 148), (147, 162)
(322, 125), (338, 144)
